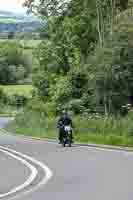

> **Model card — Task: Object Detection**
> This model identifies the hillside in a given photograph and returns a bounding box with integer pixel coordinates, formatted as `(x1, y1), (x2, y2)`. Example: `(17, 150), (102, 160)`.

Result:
(0, 10), (43, 33)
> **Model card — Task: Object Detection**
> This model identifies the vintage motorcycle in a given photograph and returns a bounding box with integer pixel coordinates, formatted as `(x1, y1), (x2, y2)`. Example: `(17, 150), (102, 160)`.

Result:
(62, 125), (72, 147)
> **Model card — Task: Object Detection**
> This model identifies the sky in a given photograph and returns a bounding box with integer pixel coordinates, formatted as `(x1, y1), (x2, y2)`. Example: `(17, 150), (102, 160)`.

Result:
(0, 0), (26, 13)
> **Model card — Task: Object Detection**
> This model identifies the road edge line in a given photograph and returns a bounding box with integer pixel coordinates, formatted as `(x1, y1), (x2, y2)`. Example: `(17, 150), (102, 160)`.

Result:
(0, 148), (38, 198)
(0, 145), (53, 200)
(1, 128), (133, 152)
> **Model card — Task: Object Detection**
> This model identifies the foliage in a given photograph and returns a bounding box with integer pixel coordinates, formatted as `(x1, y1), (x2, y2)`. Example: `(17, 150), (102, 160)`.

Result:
(23, 0), (133, 117)
(0, 85), (32, 114)
(95, 16), (133, 115)
(0, 41), (32, 84)
(30, 0), (98, 114)
(0, 85), (33, 97)
(0, 88), (8, 104)
(7, 94), (28, 108)
(6, 111), (133, 147)
(4, 0), (133, 148)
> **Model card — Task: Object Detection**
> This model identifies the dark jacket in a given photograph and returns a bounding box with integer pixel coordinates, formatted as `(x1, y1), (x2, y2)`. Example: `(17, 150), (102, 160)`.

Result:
(57, 116), (73, 129)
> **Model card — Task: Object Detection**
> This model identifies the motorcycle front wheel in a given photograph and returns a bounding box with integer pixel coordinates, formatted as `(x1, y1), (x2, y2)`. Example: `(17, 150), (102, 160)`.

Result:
(68, 139), (72, 147)
(62, 138), (66, 147)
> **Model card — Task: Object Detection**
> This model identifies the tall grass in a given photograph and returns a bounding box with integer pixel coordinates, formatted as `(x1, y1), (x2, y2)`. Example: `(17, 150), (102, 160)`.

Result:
(6, 109), (133, 147)
(0, 104), (17, 116)
(0, 85), (33, 97)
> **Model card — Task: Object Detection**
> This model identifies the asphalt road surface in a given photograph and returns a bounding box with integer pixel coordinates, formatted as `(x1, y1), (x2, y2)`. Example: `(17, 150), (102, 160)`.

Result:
(0, 118), (14, 129)
(0, 118), (133, 200)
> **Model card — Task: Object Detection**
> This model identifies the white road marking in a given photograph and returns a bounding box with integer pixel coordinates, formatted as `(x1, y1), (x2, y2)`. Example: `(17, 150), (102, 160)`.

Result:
(1, 129), (130, 154)
(0, 146), (53, 200)
(0, 148), (38, 198)
(86, 146), (126, 153)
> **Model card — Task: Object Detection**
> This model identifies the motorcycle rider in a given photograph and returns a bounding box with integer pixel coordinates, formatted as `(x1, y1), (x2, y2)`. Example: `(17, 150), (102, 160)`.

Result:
(57, 111), (73, 144)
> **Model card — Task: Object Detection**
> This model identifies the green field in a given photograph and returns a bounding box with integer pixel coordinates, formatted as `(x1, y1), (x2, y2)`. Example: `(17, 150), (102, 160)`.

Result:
(0, 85), (33, 97)
(19, 40), (41, 48)
(0, 39), (41, 47)
(0, 19), (19, 24)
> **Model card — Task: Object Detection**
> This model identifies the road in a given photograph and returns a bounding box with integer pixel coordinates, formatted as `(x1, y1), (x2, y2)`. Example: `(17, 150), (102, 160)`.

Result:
(0, 118), (133, 200)
(0, 117), (14, 129)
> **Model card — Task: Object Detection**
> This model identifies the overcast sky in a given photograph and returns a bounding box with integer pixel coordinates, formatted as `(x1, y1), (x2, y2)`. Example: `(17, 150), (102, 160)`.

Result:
(0, 0), (26, 13)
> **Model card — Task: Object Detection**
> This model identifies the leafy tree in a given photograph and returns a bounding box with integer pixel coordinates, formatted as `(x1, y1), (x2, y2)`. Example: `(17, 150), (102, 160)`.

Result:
(0, 42), (31, 84)
(95, 17), (133, 115)
(24, 0), (133, 116)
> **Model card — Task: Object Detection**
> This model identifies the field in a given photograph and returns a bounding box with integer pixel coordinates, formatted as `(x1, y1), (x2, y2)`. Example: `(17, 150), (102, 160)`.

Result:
(19, 40), (41, 48)
(0, 39), (41, 48)
(0, 19), (19, 23)
(0, 85), (33, 97)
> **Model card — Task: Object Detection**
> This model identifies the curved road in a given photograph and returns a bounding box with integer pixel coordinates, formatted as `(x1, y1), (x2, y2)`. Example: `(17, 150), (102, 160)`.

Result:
(0, 118), (133, 200)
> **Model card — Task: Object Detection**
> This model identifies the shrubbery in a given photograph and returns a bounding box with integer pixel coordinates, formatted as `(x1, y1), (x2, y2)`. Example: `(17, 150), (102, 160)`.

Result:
(0, 88), (8, 104)
(0, 87), (28, 115)
(8, 94), (28, 108)
(0, 42), (32, 84)
(6, 108), (133, 147)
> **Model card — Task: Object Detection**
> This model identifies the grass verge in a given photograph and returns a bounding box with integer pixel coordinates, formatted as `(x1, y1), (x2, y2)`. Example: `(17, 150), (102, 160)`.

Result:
(0, 85), (33, 97)
(5, 109), (133, 147)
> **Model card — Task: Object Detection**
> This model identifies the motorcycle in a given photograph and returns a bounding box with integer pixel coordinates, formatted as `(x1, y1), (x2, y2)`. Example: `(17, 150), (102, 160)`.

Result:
(62, 125), (72, 147)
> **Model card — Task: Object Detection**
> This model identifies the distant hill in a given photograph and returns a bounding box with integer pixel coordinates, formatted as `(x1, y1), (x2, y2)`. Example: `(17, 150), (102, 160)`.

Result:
(0, 10), (43, 33)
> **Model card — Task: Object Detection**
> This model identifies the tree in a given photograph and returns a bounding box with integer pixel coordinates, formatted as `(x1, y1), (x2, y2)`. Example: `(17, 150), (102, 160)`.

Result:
(0, 42), (31, 84)
(24, 0), (133, 116)
(24, 0), (70, 15)
(95, 15), (133, 115)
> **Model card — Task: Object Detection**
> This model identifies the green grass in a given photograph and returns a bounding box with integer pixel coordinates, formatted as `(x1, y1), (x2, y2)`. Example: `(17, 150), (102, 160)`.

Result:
(0, 85), (33, 97)
(0, 39), (41, 48)
(6, 110), (133, 147)
(0, 19), (19, 24)
(19, 40), (41, 48)
(0, 85), (33, 116)
(0, 104), (17, 117)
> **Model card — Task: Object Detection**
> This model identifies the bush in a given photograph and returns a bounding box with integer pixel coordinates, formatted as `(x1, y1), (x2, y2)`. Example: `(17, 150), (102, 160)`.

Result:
(50, 76), (72, 104)
(27, 97), (47, 115)
(66, 99), (85, 114)
(8, 94), (28, 108)
(69, 70), (88, 99)
(0, 88), (8, 104)
(0, 42), (32, 84)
